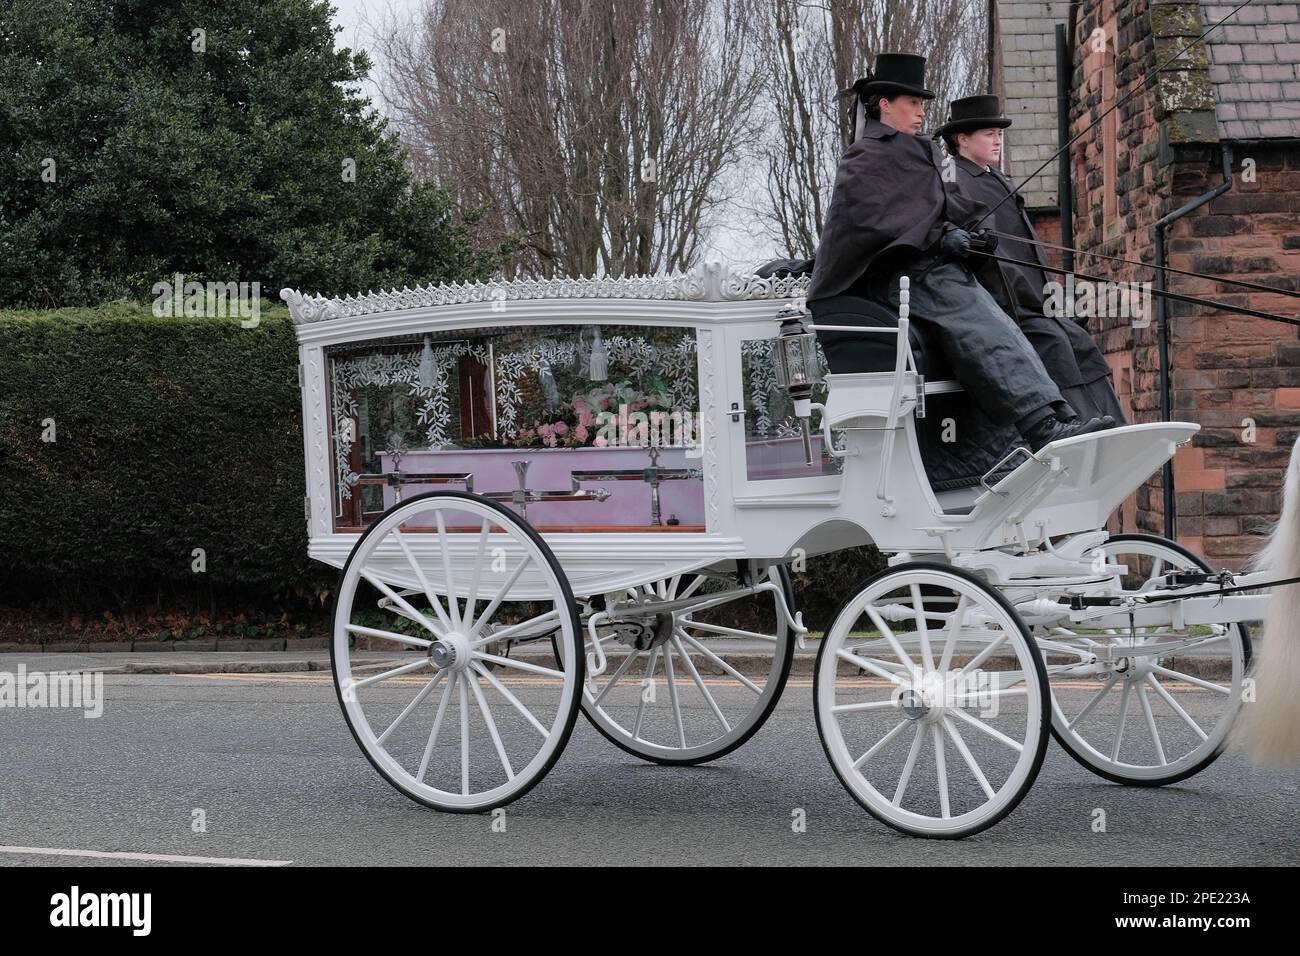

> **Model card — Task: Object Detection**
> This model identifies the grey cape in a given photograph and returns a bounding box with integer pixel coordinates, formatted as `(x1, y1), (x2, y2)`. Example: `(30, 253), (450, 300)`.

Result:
(806, 118), (986, 301)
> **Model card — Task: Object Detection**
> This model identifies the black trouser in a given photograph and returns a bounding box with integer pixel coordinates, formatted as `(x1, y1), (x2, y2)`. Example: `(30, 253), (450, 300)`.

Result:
(863, 257), (1071, 429)
(1015, 313), (1129, 425)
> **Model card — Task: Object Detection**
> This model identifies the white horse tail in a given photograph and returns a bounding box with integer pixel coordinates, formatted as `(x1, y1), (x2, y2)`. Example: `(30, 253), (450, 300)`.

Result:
(1235, 435), (1300, 765)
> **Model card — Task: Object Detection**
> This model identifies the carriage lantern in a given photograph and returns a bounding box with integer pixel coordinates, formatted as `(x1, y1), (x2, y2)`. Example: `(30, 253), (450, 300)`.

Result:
(773, 305), (820, 466)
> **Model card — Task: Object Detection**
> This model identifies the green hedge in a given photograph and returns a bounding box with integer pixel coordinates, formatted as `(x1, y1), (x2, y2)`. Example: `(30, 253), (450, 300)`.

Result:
(0, 302), (331, 619)
(0, 302), (883, 630)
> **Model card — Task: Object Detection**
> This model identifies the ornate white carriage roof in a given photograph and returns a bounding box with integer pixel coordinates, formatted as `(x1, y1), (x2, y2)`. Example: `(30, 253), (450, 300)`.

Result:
(279, 259), (809, 324)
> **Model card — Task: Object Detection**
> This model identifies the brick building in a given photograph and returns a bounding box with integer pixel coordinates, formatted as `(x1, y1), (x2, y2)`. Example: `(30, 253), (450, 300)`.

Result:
(989, 0), (1300, 567)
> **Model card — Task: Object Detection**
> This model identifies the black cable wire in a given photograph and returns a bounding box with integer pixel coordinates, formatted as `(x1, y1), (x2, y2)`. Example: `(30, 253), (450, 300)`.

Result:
(967, 248), (1300, 327)
(982, 228), (1300, 300)
(1136, 573), (1300, 604)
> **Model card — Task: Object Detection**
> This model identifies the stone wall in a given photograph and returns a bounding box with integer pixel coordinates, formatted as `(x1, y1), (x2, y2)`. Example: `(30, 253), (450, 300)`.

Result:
(1067, 0), (1300, 565)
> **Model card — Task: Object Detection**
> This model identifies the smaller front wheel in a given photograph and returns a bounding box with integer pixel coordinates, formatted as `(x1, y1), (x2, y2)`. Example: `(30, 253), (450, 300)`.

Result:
(815, 563), (1050, 839)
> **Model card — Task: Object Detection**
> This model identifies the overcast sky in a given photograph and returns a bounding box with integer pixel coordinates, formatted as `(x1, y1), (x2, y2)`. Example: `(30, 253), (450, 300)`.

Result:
(326, 0), (772, 272)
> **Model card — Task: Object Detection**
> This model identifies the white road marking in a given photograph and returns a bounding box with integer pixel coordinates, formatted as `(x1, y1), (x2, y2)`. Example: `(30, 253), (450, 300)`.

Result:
(0, 845), (291, 866)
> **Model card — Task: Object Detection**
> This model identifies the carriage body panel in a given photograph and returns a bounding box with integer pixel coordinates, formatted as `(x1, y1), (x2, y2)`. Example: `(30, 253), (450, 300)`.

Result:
(287, 265), (1197, 596)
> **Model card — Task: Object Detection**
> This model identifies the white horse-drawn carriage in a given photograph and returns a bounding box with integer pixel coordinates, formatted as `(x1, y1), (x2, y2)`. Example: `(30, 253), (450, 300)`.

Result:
(283, 262), (1270, 838)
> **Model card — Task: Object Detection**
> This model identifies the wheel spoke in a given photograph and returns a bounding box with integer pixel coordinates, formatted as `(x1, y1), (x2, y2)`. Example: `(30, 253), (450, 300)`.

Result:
(467, 554), (534, 639)
(461, 519), (492, 633)
(350, 657), (431, 691)
(956, 630), (1008, 677)
(1110, 679), (1132, 762)
(834, 648), (908, 687)
(474, 651), (565, 679)
(378, 671), (445, 745)
(459, 674), (471, 795)
(360, 570), (445, 639)
(863, 603), (914, 672)
(1145, 674), (1209, 741)
(932, 724), (950, 819)
(911, 584), (935, 671)
(345, 623), (433, 650)
(937, 594), (968, 671)
(852, 719), (910, 769)
(833, 699), (902, 714)
(892, 724), (926, 806)
(679, 633), (763, 694)
(469, 608), (559, 648)
(672, 635), (730, 734)
(390, 529), (454, 633)
(662, 640), (687, 749)
(471, 662), (549, 737)
(1068, 674), (1118, 731)
(678, 619), (780, 642)
(417, 671), (457, 783)
(677, 575), (707, 601)
(948, 705), (1024, 752)
(942, 716), (996, 801)
(589, 648), (643, 708)
(468, 669), (514, 781)
(434, 510), (462, 630)
(632, 647), (660, 741)
(1136, 681), (1167, 766)
(1149, 663), (1232, 695)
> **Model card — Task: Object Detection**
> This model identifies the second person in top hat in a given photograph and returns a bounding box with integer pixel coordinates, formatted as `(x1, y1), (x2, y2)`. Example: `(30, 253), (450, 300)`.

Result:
(937, 94), (1128, 425)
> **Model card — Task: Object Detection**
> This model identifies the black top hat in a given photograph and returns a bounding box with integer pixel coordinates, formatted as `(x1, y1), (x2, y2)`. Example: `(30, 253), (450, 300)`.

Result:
(936, 94), (1012, 139)
(853, 52), (935, 102)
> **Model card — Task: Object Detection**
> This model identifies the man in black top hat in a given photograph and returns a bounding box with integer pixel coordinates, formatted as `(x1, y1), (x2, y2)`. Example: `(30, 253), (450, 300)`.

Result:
(806, 53), (1114, 452)
(938, 94), (1127, 424)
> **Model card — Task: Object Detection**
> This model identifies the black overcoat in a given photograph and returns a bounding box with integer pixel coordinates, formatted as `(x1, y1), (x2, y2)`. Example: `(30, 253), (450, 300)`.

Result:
(953, 155), (1112, 388)
(806, 118), (985, 301)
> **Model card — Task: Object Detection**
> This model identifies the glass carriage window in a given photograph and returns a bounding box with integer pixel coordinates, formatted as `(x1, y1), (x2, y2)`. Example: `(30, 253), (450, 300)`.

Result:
(324, 324), (704, 532)
(740, 337), (842, 481)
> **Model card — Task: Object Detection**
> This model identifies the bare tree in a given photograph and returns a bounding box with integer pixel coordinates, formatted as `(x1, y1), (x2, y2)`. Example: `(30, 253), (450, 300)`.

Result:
(741, 0), (987, 258)
(380, 0), (766, 279)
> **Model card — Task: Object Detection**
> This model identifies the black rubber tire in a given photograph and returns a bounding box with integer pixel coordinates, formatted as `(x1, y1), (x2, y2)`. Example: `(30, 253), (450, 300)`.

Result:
(330, 490), (584, 813)
(814, 561), (1052, 839)
(1048, 532), (1252, 787)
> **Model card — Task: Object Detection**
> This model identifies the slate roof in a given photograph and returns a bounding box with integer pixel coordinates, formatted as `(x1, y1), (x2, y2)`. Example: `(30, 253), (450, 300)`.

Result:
(1201, 2), (1300, 139)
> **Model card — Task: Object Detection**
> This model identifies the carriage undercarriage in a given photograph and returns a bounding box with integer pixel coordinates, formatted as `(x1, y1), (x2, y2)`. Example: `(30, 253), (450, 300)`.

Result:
(287, 266), (1268, 839)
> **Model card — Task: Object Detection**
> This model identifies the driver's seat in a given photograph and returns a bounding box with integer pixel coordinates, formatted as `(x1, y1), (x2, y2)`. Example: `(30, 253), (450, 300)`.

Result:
(808, 294), (1022, 496)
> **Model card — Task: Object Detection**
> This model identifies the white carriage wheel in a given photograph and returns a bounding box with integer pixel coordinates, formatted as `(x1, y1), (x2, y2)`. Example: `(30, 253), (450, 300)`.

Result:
(814, 563), (1050, 839)
(331, 491), (583, 812)
(579, 564), (795, 765)
(1041, 533), (1250, 786)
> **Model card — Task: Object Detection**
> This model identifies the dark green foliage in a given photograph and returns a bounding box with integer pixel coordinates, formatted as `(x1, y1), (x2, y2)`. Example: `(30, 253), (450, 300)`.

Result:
(0, 303), (333, 617)
(0, 0), (496, 307)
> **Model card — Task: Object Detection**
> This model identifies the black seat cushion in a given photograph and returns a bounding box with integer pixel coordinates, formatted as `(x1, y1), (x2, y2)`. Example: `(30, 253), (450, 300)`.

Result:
(810, 294), (1020, 492)
(755, 256), (815, 279)
(810, 295), (955, 381)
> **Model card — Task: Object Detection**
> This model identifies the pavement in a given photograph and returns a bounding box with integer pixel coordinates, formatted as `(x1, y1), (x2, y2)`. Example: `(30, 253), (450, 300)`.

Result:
(0, 646), (1291, 867)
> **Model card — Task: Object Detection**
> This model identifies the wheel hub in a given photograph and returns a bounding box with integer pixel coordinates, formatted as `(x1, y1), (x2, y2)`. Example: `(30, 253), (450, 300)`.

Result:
(898, 688), (931, 720)
(429, 632), (472, 672)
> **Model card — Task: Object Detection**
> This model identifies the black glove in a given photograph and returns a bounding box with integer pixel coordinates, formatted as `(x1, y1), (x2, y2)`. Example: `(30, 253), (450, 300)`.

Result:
(940, 227), (972, 259)
(968, 228), (998, 253)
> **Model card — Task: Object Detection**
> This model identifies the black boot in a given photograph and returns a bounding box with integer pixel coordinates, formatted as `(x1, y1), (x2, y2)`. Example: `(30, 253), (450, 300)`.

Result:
(1021, 414), (1116, 453)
